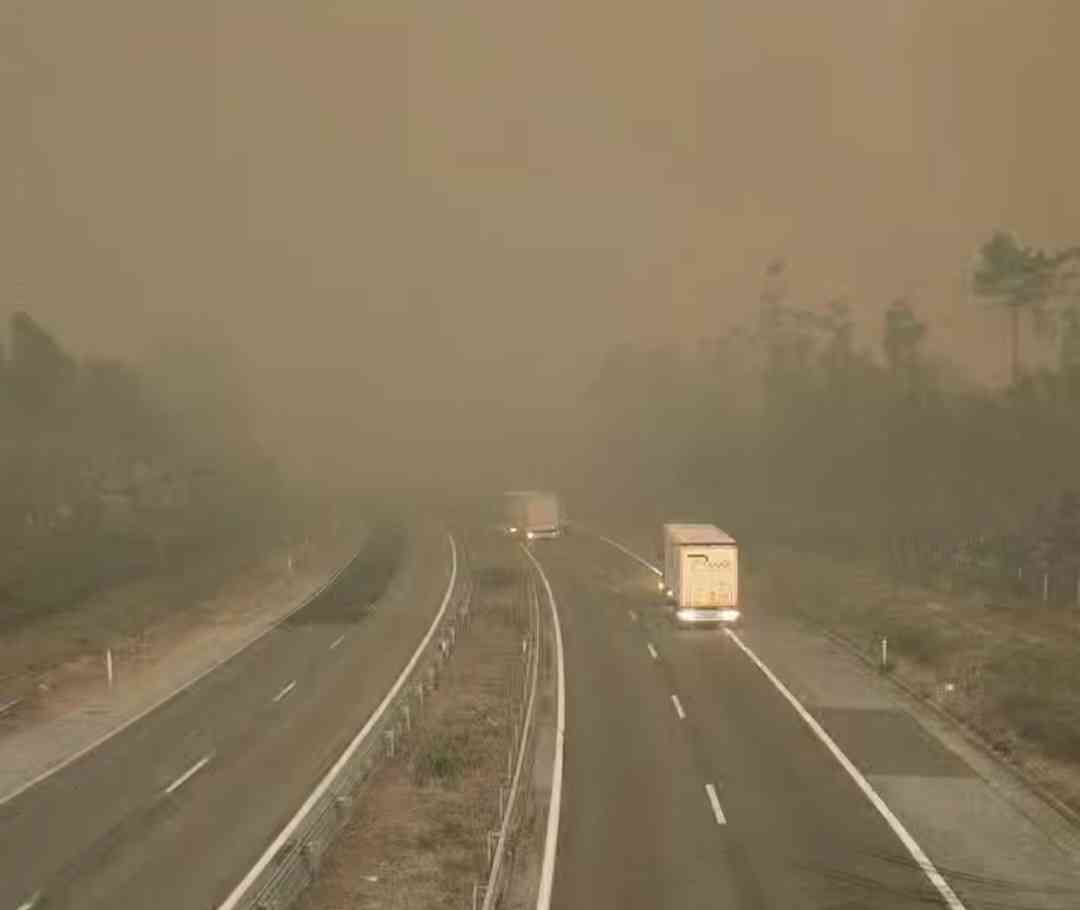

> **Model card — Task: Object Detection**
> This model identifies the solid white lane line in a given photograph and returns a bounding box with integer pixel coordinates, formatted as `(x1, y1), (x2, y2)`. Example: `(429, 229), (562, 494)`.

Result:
(647, 642), (659, 661)
(670, 694), (686, 720)
(164, 754), (213, 796)
(705, 784), (727, 825)
(521, 546), (566, 910)
(217, 535), (460, 910)
(272, 680), (297, 703)
(592, 531), (663, 576)
(329, 634), (345, 650)
(15, 891), (41, 910)
(0, 541), (365, 808)
(725, 629), (967, 910)
(592, 530), (967, 909)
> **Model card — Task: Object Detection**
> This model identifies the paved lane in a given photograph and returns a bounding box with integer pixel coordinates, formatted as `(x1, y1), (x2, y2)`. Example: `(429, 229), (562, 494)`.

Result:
(532, 534), (948, 909)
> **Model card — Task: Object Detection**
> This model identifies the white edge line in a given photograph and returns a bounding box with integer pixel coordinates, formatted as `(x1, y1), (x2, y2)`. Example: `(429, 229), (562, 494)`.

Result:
(647, 642), (659, 661)
(670, 694), (686, 720)
(481, 565), (543, 910)
(329, 633), (345, 650)
(593, 531), (663, 576)
(15, 891), (41, 910)
(726, 629), (967, 910)
(591, 529), (966, 910)
(522, 545), (566, 910)
(705, 783), (727, 825)
(164, 753), (213, 796)
(0, 539), (365, 808)
(216, 533), (459, 910)
(272, 680), (297, 703)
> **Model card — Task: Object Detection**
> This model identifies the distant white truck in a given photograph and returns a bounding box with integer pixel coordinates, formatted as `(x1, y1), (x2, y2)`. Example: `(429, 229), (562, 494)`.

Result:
(504, 491), (563, 539)
(663, 524), (739, 624)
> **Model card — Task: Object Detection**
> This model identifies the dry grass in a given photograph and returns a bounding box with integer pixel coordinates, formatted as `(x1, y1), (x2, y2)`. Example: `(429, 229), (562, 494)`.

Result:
(298, 539), (527, 910)
(753, 547), (1080, 813)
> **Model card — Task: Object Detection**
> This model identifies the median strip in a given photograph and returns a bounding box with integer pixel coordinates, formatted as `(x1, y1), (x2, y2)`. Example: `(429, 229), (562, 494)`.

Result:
(216, 533), (459, 910)
(164, 754), (213, 796)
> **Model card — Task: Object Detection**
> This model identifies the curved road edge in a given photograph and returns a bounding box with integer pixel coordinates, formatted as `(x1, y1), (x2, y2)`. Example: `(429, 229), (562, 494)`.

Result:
(216, 531), (461, 910)
(520, 544), (567, 910)
(0, 534), (368, 809)
(581, 526), (968, 910)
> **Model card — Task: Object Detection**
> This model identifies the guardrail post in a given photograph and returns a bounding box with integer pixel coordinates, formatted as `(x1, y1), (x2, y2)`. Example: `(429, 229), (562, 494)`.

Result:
(385, 728), (396, 758)
(487, 830), (498, 867)
(403, 704), (411, 733)
(415, 681), (425, 710)
(302, 841), (321, 880)
(335, 794), (353, 817)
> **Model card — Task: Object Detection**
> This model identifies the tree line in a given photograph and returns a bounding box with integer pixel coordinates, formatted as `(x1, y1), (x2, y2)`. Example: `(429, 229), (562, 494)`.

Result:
(581, 231), (1080, 604)
(1, 313), (288, 617)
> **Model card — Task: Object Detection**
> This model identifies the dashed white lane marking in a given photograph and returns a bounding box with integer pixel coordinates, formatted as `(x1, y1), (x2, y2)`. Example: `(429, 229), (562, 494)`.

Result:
(591, 529), (968, 910)
(217, 534), (460, 910)
(725, 630), (967, 910)
(0, 697), (23, 716)
(647, 642), (659, 660)
(272, 680), (297, 703)
(705, 784), (727, 825)
(164, 754), (213, 796)
(329, 634), (345, 650)
(670, 694), (686, 720)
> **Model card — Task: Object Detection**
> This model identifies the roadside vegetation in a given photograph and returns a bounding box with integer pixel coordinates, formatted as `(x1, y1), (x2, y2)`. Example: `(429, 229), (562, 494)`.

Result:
(298, 536), (527, 909)
(0, 312), (317, 631)
(577, 231), (1080, 812)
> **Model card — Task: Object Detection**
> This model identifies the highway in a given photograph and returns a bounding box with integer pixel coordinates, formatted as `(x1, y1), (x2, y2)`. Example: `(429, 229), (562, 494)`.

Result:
(0, 524), (454, 910)
(531, 532), (959, 910)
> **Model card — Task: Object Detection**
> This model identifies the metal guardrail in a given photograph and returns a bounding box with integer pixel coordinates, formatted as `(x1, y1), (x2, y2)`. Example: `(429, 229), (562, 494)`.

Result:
(476, 545), (544, 910)
(220, 531), (473, 910)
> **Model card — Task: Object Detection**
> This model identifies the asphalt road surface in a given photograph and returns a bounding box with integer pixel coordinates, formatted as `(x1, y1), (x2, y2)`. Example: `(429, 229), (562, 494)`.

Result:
(532, 532), (955, 910)
(0, 525), (452, 910)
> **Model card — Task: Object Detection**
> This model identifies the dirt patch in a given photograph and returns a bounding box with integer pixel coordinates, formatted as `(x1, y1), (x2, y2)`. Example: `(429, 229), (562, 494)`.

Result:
(298, 534), (527, 910)
(752, 546), (1080, 816)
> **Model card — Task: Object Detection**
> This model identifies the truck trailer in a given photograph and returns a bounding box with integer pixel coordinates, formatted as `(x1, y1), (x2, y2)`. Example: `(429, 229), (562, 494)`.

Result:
(661, 523), (715, 597)
(503, 491), (563, 539)
(665, 524), (739, 625)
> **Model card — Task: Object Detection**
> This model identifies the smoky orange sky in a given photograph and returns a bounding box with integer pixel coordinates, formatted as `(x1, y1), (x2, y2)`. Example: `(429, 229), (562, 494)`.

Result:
(7, 1), (1080, 482)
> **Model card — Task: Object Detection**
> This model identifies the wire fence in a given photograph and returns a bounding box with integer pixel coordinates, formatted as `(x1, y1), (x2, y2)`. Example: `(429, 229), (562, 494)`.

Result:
(226, 533), (474, 910)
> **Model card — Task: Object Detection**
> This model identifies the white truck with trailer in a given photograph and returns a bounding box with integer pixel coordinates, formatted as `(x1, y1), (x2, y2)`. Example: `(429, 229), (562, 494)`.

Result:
(664, 524), (739, 625)
(661, 522), (715, 597)
(503, 491), (563, 539)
